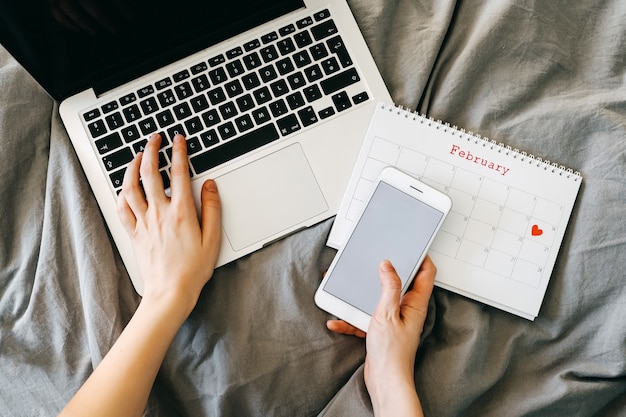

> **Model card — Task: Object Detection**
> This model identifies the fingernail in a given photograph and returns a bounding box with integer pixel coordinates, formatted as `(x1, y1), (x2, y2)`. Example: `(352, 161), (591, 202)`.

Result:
(380, 260), (394, 271)
(150, 133), (160, 140)
(204, 179), (217, 192)
(174, 134), (185, 143)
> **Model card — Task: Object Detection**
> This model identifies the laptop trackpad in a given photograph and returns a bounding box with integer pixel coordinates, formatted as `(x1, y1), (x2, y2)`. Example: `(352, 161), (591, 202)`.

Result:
(216, 144), (328, 251)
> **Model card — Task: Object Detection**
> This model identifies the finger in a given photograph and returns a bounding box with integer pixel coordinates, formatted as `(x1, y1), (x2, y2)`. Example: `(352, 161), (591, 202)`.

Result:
(139, 134), (167, 204)
(374, 260), (403, 319)
(401, 256), (436, 310)
(169, 135), (193, 204)
(200, 179), (222, 261)
(326, 320), (366, 338)
(119, 152), (147, 217)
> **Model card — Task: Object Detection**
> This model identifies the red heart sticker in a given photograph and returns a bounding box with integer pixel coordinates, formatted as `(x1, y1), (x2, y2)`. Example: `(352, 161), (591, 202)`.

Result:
(531, 224), (543, 236)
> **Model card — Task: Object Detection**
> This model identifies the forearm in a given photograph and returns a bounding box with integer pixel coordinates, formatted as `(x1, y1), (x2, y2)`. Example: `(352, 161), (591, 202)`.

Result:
(59, 296), (190, 417)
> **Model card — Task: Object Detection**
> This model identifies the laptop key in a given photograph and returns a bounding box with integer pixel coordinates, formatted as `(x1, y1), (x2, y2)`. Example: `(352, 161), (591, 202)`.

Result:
(276, 38), (296, 55)
(311, 19), (338, 41)
(309, 43), (328, 60)
(174, 82), (193, 99)
(332, 91), (352, 112)
(105, 112), (124, 130)
(83, 108), (100, 121)
(253, 86), (272, 105)
(191, 74), (210, 92)
(226, 60), (245, 77)
(270, 79), (289, 97)
(140, 97), (159, 115)
(320, 67), (360, 95)
(201, 109), (221, 127)
(303, 64), (323, 82)
(191, 62), (208, 74)
(279, 24), (296, 37)
(260, 45), (279, 63)
(119, 93), (137, 106)
(156, 77), (172, 90)
(173, 102), (192, 120)
(103, 147), (133, 171)
(138, 117), (158, 135)
(121, 125), (141, 143)
(173, 69), (190, 82)
(297, 17), (314, 29)
(157, 89), (177, 107)
(123, 104), (142, 122)
(209, 54), (225, 67)
(95, 132), (123, 154)
(261, 31), (278, 44)
(286, 91), (305, 110)
(236, 94), (255, 112)
(303, 84), (322, 102)
(101, 101), (118, 113)
(326, 35), (353, 67)
(208, 87), (227, 105)
(277, 114), (301, 136)
(88, 119), (107, 138)
(252, 106), (271, 125)
(191, 123), (280, 174)
(298, 106), (319, 127)
(110, 168), (126, 189)
(167, 124), (186, 140)
(318, 107), (335, 120)
(155, 109), (175, 128)
(225, 79), (244, 98)
(137, 85), (154, 98)
(217, 121), (237, 140)
(294, 31), (314, 48)
(244, 39), (261, 51)
(242, 52), (262, 71)
(313, 9), (330, 21)
(200, 129), (219, 148)
(185, 116), (203, 135)
(209, 67), (228, 85)
(259, 65), (278, 83)
(226, 47), (243, 59)
(190, 95), (210, 113)
(352, 91), (369, 105)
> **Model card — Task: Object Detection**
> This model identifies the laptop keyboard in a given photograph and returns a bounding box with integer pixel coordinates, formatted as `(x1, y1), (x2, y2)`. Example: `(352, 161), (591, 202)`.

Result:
(82, 8), (370, 193)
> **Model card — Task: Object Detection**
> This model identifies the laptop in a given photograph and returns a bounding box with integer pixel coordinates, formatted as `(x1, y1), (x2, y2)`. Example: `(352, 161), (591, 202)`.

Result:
(0, 0), (391, 294)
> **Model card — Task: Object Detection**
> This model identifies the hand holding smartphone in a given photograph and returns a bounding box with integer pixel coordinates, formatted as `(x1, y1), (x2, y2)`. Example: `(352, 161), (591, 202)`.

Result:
(315, 167), (452, 333)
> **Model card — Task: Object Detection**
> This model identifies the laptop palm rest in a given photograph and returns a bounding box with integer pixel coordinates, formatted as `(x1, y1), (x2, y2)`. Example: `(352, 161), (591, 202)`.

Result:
(216, 143), (328, 251)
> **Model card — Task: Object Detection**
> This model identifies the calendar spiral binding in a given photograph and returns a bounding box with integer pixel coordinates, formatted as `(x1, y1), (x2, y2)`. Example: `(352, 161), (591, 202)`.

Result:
(381, 103), (582, 181)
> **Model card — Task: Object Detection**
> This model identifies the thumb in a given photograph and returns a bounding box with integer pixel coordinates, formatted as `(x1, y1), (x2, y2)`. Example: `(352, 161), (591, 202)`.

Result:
(200, 179), (222, 253)
(374, 260), (403, 319)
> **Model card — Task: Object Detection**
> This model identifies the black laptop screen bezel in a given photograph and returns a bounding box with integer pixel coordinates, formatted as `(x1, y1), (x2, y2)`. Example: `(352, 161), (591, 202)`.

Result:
(0, 0), (304, 101)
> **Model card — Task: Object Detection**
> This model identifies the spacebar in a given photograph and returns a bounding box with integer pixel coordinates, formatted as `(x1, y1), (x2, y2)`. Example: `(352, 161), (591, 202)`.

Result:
(191, 123), (280, 174)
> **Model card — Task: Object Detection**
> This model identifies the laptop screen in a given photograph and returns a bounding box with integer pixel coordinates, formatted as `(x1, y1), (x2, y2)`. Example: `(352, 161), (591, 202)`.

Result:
(0, 0), (303, 100)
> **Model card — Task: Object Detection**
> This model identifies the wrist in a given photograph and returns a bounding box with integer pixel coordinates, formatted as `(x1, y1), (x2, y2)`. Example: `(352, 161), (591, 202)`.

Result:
(366, 369), (422, 417)
(139, 285), (199, 326)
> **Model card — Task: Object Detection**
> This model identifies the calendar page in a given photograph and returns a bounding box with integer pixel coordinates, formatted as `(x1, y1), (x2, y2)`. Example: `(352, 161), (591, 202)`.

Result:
(328, 103), (582, 320)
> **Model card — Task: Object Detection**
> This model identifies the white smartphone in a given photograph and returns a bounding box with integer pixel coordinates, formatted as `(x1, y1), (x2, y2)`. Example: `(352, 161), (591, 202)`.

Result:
(315, 167), (452, 332)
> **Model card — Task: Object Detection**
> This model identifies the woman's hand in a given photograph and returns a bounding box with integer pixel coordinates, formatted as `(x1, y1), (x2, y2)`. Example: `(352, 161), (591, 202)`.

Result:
(116, 132), (222, 316)
(327, 257), (436, 417)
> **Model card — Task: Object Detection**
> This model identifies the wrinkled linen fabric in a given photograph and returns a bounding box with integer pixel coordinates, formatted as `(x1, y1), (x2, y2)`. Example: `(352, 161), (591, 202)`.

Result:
(1, 1), (625, 416)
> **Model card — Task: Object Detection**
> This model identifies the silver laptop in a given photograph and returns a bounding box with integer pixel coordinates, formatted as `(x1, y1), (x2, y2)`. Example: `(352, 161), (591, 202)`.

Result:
(0, 0), (391, 294)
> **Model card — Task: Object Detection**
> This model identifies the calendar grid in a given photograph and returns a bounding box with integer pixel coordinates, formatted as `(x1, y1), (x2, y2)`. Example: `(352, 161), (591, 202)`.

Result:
(349, 136), (565, 289)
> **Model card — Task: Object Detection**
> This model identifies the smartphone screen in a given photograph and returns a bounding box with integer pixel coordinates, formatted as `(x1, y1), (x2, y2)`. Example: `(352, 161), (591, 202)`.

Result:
(323, 181), (445, 315)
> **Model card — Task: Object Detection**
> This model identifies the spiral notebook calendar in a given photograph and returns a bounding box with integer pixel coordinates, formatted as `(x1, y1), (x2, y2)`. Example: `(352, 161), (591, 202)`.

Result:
(328, 102), (582, 320)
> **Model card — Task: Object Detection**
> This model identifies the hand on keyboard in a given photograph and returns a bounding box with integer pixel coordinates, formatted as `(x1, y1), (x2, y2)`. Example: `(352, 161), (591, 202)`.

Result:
(117, 133), (222, 313)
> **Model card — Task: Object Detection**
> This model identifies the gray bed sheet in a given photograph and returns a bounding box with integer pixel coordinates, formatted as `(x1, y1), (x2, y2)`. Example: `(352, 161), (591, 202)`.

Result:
(1, 0), (626, 416)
